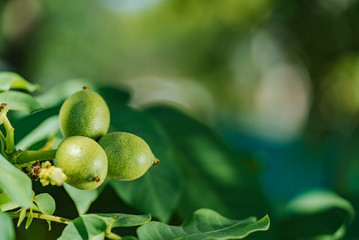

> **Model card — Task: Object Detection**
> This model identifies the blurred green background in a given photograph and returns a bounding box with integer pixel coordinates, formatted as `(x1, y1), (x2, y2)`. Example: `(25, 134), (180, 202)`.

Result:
(1, 0), (359, 239)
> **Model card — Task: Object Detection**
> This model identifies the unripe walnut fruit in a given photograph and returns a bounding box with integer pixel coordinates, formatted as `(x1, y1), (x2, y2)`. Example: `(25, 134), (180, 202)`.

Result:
(55, 136), (108, 190)
(59, 88), (110, 140)
(99, 132), (157, 181)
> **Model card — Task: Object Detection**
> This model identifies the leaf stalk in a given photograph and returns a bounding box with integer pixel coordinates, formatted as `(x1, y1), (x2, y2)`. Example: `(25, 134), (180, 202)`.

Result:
(9, 212), (71, 225)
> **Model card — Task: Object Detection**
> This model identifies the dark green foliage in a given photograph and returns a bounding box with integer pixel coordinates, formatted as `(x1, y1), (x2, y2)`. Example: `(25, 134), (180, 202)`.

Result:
(1, 0), (359, 237)
(146, 105), (269, 220)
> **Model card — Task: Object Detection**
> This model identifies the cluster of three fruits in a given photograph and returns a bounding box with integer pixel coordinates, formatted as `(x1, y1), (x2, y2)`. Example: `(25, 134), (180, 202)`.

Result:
(56, 89), (157, 190)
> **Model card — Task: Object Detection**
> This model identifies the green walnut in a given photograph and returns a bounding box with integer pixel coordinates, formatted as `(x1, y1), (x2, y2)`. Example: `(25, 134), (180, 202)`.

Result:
(59, 88), (110, 140)
(99, 132), (158, 181)
(55, 136), (108, 190)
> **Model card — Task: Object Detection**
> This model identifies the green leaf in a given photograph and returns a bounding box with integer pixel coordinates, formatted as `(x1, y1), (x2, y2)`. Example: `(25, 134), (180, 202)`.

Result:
(137, 209), (270, 240)
(63, 182), (105, 215)
(146, 105), (269, 220)
(25, 209), (34, 229)
(34, 194), (55, 228)
(0, 72), (39, 92)
(109, 106), (181, 222)
(33, 193), (56, 230)
(0, 192), (19, 211)
(122, 237), (138, 240)
(0, 155), (32, 207)
(0, 211), (15, 240)
(0, 91), (43, 112)
(16, 115), (59, 149)
(58, 213), (151, 240)
(17, 208), (27, 227)
(278, 190), (355, 240)
(91, 213), (151, 227)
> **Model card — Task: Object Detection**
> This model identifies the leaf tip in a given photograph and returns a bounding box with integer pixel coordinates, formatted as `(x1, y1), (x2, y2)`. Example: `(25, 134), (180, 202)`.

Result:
(260, 214), (270, 230)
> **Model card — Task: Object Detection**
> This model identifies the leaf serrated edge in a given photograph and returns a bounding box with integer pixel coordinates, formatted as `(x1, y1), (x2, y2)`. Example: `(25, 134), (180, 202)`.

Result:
(91, 213), (152, 227)
(174, 214), (270, 240)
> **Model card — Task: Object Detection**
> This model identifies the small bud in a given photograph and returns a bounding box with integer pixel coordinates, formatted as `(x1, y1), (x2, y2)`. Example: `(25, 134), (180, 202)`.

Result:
(29, 173), (36, 180)
(39, 162), (67, 187)
(21, 166), (30, 174)
(40, 177), (50, 187)
(33, 166), (41, 174)
(41, 161), (52, 169)
(20, 161), (41, 180)
(153, 158), (160, 165)
(31, 161), (40, 168)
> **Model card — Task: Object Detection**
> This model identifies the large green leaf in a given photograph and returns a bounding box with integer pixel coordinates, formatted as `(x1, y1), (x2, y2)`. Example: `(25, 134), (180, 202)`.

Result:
(0, 72), (39, 92)
(0, 155), (32, 207)
(109, 106), (181, 222)
(278, 190), (355, 240)
(137, 208), (270, 240)
(0, 91), (43, 112)
(0, 211), (15, 240)
(145, 105), (269, 220)
(63, 181), (106, 215)
(58, 213), (151, 240)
